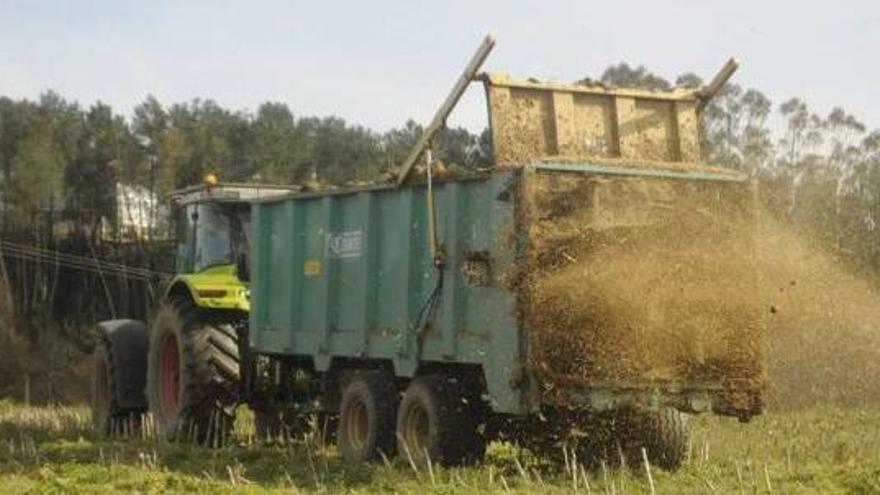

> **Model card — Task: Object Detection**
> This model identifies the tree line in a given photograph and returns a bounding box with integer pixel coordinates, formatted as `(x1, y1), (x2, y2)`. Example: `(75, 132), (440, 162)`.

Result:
(0, 92), (490, 328)
(0, 93), (489, 242)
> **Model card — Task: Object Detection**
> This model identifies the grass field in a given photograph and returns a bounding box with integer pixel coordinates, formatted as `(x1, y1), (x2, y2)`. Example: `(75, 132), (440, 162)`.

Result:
(0, 402), (876, 494)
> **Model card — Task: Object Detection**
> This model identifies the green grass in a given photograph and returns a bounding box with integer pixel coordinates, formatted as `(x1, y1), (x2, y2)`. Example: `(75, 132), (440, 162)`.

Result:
(0, 402), (876, 494)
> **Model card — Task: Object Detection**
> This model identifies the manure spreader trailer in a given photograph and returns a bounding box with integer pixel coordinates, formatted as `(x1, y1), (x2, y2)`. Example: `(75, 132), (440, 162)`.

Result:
(91, 36), (765, 469)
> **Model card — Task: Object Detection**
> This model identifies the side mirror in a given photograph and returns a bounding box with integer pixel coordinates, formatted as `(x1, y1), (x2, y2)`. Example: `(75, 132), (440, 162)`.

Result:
(235, 252), (250, 283)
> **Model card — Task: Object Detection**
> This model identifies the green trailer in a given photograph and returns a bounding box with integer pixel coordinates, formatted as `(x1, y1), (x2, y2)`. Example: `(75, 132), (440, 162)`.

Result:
(249, 162), (761, 414)
(244, 160), (762, 462)
(90, 37), (765, 469)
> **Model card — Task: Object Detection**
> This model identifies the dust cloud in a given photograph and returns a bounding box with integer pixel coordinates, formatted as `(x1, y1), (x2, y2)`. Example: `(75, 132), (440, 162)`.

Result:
(524, 173), (880, 410)
(524, 175), (764, 395)
(759, 223), (880, 409)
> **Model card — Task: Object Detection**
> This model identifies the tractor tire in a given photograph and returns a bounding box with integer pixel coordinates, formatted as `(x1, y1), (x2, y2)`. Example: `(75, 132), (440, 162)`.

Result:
(147, 302), (241, 446)
(91, 320), (148, 436)
(612, 407), (691, 471)
(396, 375), (487, 466)
(337, 371), (398, 463)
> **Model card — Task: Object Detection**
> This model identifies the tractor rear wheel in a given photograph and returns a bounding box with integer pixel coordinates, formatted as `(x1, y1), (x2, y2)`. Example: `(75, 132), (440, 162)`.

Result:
(147, 302), (241, 446)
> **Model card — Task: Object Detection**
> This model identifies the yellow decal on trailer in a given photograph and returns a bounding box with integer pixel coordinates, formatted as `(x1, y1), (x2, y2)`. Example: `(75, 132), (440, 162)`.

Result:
(304, 260), (322, 277)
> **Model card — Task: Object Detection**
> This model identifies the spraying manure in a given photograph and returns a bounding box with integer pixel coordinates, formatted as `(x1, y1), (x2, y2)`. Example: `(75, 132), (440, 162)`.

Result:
(759, 224), (880, 409)
(521, 173), (766, 396)
(517, 171), (880, 409)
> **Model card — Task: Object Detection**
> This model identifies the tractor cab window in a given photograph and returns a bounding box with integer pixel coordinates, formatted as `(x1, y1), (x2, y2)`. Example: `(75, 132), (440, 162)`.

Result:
(175, 205), (195, 273)
(176, 202), (246, 273)
(194, 203), (233, 271)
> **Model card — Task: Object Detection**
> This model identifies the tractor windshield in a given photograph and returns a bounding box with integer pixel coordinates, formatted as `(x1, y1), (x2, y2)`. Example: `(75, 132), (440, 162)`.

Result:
(194, 203), (232, 270)
(176, 202), (248, 273)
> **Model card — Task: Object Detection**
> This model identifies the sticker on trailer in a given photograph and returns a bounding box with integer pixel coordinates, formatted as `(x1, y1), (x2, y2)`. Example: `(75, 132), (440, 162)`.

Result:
(304, 260), (323, 276)
(326, 230), (364, 259)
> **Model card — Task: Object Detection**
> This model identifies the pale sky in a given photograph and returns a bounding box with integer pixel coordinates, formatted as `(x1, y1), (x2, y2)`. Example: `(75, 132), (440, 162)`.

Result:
(1, 0), (879, 133)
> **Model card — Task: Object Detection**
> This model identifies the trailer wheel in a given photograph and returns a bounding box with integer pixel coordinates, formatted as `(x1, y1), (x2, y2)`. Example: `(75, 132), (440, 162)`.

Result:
(147, 302), (241, 446)
(638, 408), (690, 470)
(91, 320), (148, 436)
(396, 375), (486, 466)
(337, 372), (397, 462)
(614, 407), (691, 471)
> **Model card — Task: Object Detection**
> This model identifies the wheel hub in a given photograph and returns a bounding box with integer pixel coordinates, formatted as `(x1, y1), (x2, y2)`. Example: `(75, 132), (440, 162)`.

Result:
(403, 403), (430, 456)
(159, 333), (181, 417)
(347, 400), (369, 451)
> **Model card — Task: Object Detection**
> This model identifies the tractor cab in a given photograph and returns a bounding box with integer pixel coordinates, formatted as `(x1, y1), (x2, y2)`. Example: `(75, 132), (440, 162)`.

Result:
(166, 179), (298, 310)
(174, 197), (248, 274)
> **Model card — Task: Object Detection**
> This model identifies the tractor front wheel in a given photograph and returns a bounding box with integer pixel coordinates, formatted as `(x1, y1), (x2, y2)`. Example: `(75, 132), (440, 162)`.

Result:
(91, 320), (148, 436)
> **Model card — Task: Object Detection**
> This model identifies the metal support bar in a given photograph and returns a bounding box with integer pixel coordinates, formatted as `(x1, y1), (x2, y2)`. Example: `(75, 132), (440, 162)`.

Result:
(534, 162), (748, 182)
(697, 58), (739, 111)
(425, 149), (439, 263)
(395, 34), (496, 187)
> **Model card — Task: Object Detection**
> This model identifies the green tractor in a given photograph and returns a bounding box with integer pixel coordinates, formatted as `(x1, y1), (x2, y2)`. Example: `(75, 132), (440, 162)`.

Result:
(91, 181), (295, 443)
